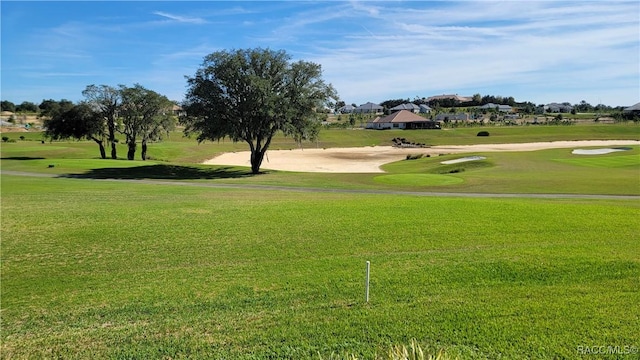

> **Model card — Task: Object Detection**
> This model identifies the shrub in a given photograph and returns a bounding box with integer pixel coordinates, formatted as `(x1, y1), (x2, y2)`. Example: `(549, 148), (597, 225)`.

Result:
(2, 136), (9, 142)
(405, 154), (424, 160)
(477, 131), (490, 137)
(19, 135), (25, 141)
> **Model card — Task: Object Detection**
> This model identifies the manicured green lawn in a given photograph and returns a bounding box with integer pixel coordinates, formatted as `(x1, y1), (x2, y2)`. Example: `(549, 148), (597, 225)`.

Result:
(2, 123), (639, 163)
(1, 123), (639, 358)
(1, 175), (639, 359)
(2, 126), (639, 195)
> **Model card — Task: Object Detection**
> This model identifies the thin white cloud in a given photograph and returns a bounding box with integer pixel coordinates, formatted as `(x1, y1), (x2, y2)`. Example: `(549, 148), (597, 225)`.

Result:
(152, 11), (206, 25)
(292, 1), (639, 106)
(2, 1), (638, 107)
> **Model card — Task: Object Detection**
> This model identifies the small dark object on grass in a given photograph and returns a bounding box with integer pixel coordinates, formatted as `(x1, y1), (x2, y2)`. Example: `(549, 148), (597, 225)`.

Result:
(48, 164), (55, 168)
(41, 140), (45, 144)
(477, 131), (490, 137)
(406, 154), (424, 160)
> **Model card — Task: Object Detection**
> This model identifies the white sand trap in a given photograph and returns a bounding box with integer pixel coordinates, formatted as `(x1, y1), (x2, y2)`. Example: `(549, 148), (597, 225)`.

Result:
(441, 156), (486, 165)
(204, 140), (639, 173)
(572, 148), (629, 155)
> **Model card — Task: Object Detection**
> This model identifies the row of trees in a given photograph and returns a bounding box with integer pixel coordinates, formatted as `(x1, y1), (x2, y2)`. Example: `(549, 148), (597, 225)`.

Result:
(34, 48), (336, 174)
(1, 100), (40, 113)
(43, 84), (176, 161)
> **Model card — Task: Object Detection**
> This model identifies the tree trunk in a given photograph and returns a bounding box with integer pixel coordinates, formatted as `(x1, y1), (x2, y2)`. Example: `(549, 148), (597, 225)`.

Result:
(250, 149), (266, 174)
(108, 120), (117, 159)
(141, 139), (147, 161)
(127, 141), (136, 160)
(91, 137), (107, 159)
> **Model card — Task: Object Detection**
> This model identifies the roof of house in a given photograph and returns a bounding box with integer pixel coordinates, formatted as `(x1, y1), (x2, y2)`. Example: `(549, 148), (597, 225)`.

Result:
(373, 110), (432, 123)
(479, 103), (512, 110)
(546, 102), (573, 109)
(339, 104), (356, 110)
(425, 94), (473, 103)
(419, 104), (432, 110)
(623, 102), (640, 111)
(390, 103), (420, 111)
(357, 102), (384, 110)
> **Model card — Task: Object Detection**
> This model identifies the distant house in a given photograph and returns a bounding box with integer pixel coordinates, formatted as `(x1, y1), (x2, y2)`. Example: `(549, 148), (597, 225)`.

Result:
(354, 102), (384, 114)
(389, 103), (420, 113)
(545, 103), (573, 113)
(434, 113), (469, 122)
(479, 103), (513, 112)
(623, 102), (640, 114)
(172, 105), (186, 116)
(424, 94), (473, 103)
(338, 104), (356, 114)
(368, 110), (441, 130)
(419, 104), (432, 114)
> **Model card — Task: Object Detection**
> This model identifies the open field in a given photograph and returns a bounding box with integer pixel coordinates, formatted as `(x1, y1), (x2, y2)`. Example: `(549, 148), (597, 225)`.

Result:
(1, 124), (639, 358)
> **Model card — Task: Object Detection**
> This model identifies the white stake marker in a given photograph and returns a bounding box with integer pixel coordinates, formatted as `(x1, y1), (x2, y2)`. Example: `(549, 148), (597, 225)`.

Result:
(365, 260), (370, 303)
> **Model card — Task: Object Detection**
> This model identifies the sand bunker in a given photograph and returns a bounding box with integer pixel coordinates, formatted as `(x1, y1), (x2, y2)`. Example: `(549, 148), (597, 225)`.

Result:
(441, 156), (487, 165)
(572, 148), (630, 155)
(204, 140), (639, 173)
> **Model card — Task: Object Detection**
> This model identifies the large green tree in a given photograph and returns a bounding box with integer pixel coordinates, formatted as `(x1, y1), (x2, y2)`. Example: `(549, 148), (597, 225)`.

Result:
(181, 48), (337, 174)
(119, 84), (175, 160)
(15, 101), (38, 113)
(38, 99), (74, 119)
(82, 85), (121, 159)
(1, 100), (16, 113)
(43, 103), (108, 159)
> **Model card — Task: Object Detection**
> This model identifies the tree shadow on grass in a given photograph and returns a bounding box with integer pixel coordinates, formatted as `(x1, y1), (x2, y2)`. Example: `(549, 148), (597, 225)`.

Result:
(64, 164), (254, 180)
(1, 157), (46, 160)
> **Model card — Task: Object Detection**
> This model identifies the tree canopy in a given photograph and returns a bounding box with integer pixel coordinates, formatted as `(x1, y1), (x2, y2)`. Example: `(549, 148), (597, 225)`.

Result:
(1, 100), (16, 113)
(119, 84), (175, 160)
(82, 85), (121, 159)
(41, 84), (174, 161)
(43, 103), (108, 159)
(181, 48), (337, 174)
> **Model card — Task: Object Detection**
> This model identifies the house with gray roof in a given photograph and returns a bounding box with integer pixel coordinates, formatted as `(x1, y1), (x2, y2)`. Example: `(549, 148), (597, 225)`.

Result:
(389, 103), (420, 113)
(419, 104), (432, 114)
(623, 102), (640, 113)
(479, 103), (513, 112)
(434, 113), (470, 122)
(354, 102), (384, 114)
(338, 104), (356, 114)
(545, 103), (574, 113)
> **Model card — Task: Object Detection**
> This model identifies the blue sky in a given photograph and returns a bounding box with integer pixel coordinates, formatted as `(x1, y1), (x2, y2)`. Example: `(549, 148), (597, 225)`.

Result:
(2, 1), (639, 107)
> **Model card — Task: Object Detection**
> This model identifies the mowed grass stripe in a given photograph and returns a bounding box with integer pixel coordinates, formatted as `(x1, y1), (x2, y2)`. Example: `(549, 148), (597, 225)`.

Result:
(2, 175), (638, 359)
(555, 154), (640, 168)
